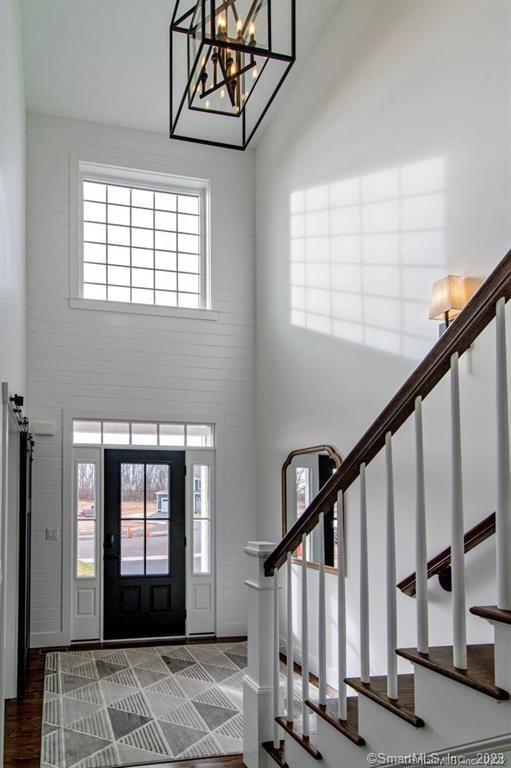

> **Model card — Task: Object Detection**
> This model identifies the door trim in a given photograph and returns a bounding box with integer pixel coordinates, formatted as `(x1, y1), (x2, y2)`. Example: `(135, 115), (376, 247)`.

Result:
(103, 448), (186, 641)
(61, 408), (222, 647)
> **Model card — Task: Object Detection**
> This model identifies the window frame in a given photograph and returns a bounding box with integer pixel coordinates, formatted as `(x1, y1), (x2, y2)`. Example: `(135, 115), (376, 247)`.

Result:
(72, 160), (214, 318)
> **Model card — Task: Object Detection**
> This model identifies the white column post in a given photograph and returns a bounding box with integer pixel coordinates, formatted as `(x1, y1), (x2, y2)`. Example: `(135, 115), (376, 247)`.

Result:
(385, 432), (398, 699)
(360, 463), (370, 684)
(337, 491), (347, 720)
(243, 541), (278, 768)
(415, 397), (429, 655)
(450, 353), (467, 670)
(496, 298), (511, 610)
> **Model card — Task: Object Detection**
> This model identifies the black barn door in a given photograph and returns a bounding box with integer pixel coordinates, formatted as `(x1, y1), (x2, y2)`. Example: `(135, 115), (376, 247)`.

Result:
(17, 431), (33, 700)
(103, 449), (185, 640)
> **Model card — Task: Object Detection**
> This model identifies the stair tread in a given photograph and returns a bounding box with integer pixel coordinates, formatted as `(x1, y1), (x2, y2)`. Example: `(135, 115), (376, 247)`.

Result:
(344, 673), (424, 727)
(396, 644), (509, 700)
(262, 740), (288, 768)
(470, 605), (511, 625)
(275, 716), (322, 759)
(305, 696), (365, 746)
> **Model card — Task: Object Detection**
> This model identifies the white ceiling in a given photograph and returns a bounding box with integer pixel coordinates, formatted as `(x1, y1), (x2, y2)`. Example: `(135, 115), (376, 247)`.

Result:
(20, 0), (341, 144)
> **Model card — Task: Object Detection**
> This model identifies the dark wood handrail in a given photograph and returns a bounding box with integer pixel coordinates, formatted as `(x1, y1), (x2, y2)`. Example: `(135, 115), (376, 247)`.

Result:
(264, 248), (511, 576)
(397, 512), (496, 596)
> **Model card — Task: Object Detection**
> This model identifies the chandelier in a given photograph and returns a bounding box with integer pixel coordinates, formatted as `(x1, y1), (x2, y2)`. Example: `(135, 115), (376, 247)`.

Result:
(170, 0), (296, 150)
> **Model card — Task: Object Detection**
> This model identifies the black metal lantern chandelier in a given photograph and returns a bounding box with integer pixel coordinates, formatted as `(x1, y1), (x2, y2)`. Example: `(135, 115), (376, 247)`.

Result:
(170, 0), (296, 150)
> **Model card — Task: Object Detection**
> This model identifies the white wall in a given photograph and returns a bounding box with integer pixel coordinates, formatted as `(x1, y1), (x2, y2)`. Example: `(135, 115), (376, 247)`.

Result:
(26, 113), (256, 646)
(0, 0), (25, 743)
(255, 0), (511, 680)
(0, 0), (26, 395)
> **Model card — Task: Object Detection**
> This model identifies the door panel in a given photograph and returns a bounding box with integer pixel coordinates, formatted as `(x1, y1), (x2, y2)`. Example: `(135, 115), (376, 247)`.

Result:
(103, 449), (185, 639)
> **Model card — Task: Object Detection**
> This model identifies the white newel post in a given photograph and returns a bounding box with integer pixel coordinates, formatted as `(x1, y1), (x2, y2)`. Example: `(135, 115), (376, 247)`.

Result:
(243, 541), (277, 768)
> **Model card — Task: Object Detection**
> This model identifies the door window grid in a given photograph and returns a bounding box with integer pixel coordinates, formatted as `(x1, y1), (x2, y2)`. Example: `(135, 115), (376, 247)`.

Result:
(73, 420), (214, 448)
(82, 179), (202, 309)
(120, 463), (171, 577)
(76, 462), (97, 579)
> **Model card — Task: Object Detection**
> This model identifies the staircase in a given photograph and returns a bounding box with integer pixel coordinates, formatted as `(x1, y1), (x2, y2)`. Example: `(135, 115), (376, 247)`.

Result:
(243, 250), (511, 767)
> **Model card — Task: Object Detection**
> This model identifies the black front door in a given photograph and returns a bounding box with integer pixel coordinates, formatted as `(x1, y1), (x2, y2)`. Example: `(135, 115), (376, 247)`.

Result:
(103, 449), (185, 640)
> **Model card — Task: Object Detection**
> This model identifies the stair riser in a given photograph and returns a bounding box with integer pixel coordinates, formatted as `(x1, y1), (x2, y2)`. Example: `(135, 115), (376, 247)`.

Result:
(357, 695), (439, 756)
(414, 666), (511, 744)
(283, 731), (331, 768)
(315, 717), (369, 768)
(494, 624), (511, 690)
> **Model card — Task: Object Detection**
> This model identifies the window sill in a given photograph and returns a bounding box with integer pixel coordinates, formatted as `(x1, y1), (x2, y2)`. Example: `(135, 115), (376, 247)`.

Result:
(69, 297), (219, 321)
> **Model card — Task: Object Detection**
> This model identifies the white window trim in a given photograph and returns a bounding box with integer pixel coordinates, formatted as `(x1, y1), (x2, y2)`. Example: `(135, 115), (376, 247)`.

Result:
(70, 158), (216, 319)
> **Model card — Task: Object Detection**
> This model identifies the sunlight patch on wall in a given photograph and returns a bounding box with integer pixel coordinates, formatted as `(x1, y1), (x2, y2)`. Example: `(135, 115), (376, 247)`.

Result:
(290, 157), (447, 360)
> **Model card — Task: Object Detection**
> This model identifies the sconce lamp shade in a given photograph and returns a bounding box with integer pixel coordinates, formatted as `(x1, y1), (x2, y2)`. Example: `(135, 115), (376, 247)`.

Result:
(429, 275), (469, 322)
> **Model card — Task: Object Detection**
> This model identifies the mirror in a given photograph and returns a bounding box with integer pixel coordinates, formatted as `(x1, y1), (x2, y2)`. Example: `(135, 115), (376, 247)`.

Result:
(282, 445), (342, 570)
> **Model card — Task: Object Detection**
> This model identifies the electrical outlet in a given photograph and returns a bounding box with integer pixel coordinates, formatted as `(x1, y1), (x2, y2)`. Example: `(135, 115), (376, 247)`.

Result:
(46, 528), (59, 542)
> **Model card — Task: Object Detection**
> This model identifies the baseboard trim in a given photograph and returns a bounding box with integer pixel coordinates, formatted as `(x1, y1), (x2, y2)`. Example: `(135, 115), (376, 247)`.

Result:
(30, 631), (66, 648)
(31, 633), (247, 651)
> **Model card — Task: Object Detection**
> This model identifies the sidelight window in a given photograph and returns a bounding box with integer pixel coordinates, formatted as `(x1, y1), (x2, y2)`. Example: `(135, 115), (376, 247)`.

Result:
(192, 464), (211, 574)
(76, 462), (97, 578)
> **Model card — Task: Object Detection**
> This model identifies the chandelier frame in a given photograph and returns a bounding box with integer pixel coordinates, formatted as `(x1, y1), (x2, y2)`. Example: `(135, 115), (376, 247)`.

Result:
(170, 0), (296, 150)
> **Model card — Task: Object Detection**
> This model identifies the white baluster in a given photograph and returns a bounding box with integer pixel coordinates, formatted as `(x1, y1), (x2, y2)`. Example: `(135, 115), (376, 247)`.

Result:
(286, 552), (294, 723)
(415, 397), (429, 655)
(451, 352), (467, 669)
(360, 463), (370, 684)
(301, 534), (309, 736)
(337, 491), (347, 721)
(273, 571), (280, 748)
(318, 511), (327, 705)
(385, 432), (398, 699)
(496, 298), (511, 610)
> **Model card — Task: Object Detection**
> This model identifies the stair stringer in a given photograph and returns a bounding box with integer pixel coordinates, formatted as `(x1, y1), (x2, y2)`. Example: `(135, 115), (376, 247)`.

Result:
(284, 662), (511, 768)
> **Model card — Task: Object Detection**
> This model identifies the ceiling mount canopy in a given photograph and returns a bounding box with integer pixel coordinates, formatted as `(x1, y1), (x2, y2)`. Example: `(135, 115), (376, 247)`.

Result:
(170, 0), (296, 150)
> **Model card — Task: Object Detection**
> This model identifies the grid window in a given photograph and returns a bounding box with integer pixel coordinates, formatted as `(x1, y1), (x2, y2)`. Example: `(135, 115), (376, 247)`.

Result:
(72, 419), (214, 448)
(82, 179), (204, 309)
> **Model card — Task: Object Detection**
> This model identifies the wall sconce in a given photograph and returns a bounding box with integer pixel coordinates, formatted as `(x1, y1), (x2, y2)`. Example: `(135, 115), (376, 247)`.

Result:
(429, 275), (477, 337)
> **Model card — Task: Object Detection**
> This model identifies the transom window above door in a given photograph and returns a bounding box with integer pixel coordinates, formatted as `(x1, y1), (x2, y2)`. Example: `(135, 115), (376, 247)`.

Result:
(77, 162), (210, 312)
(73, 419), (214, 447)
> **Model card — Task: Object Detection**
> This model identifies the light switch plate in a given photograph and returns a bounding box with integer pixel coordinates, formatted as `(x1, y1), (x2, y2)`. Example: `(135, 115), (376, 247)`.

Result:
(46, 528), (59, 541)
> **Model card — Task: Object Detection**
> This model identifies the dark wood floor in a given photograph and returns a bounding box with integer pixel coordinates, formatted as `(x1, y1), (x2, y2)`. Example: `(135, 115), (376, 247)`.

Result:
(5, 649), (45, 768)
(4, 647), (246, 768)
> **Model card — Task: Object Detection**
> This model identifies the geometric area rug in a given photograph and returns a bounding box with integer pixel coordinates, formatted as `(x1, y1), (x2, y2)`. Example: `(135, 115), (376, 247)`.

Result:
(41, 642), (249, 767)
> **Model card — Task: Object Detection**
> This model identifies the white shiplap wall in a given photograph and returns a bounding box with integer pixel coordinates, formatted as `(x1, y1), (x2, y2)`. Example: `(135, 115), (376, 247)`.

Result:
(26, 112), (256, 647)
